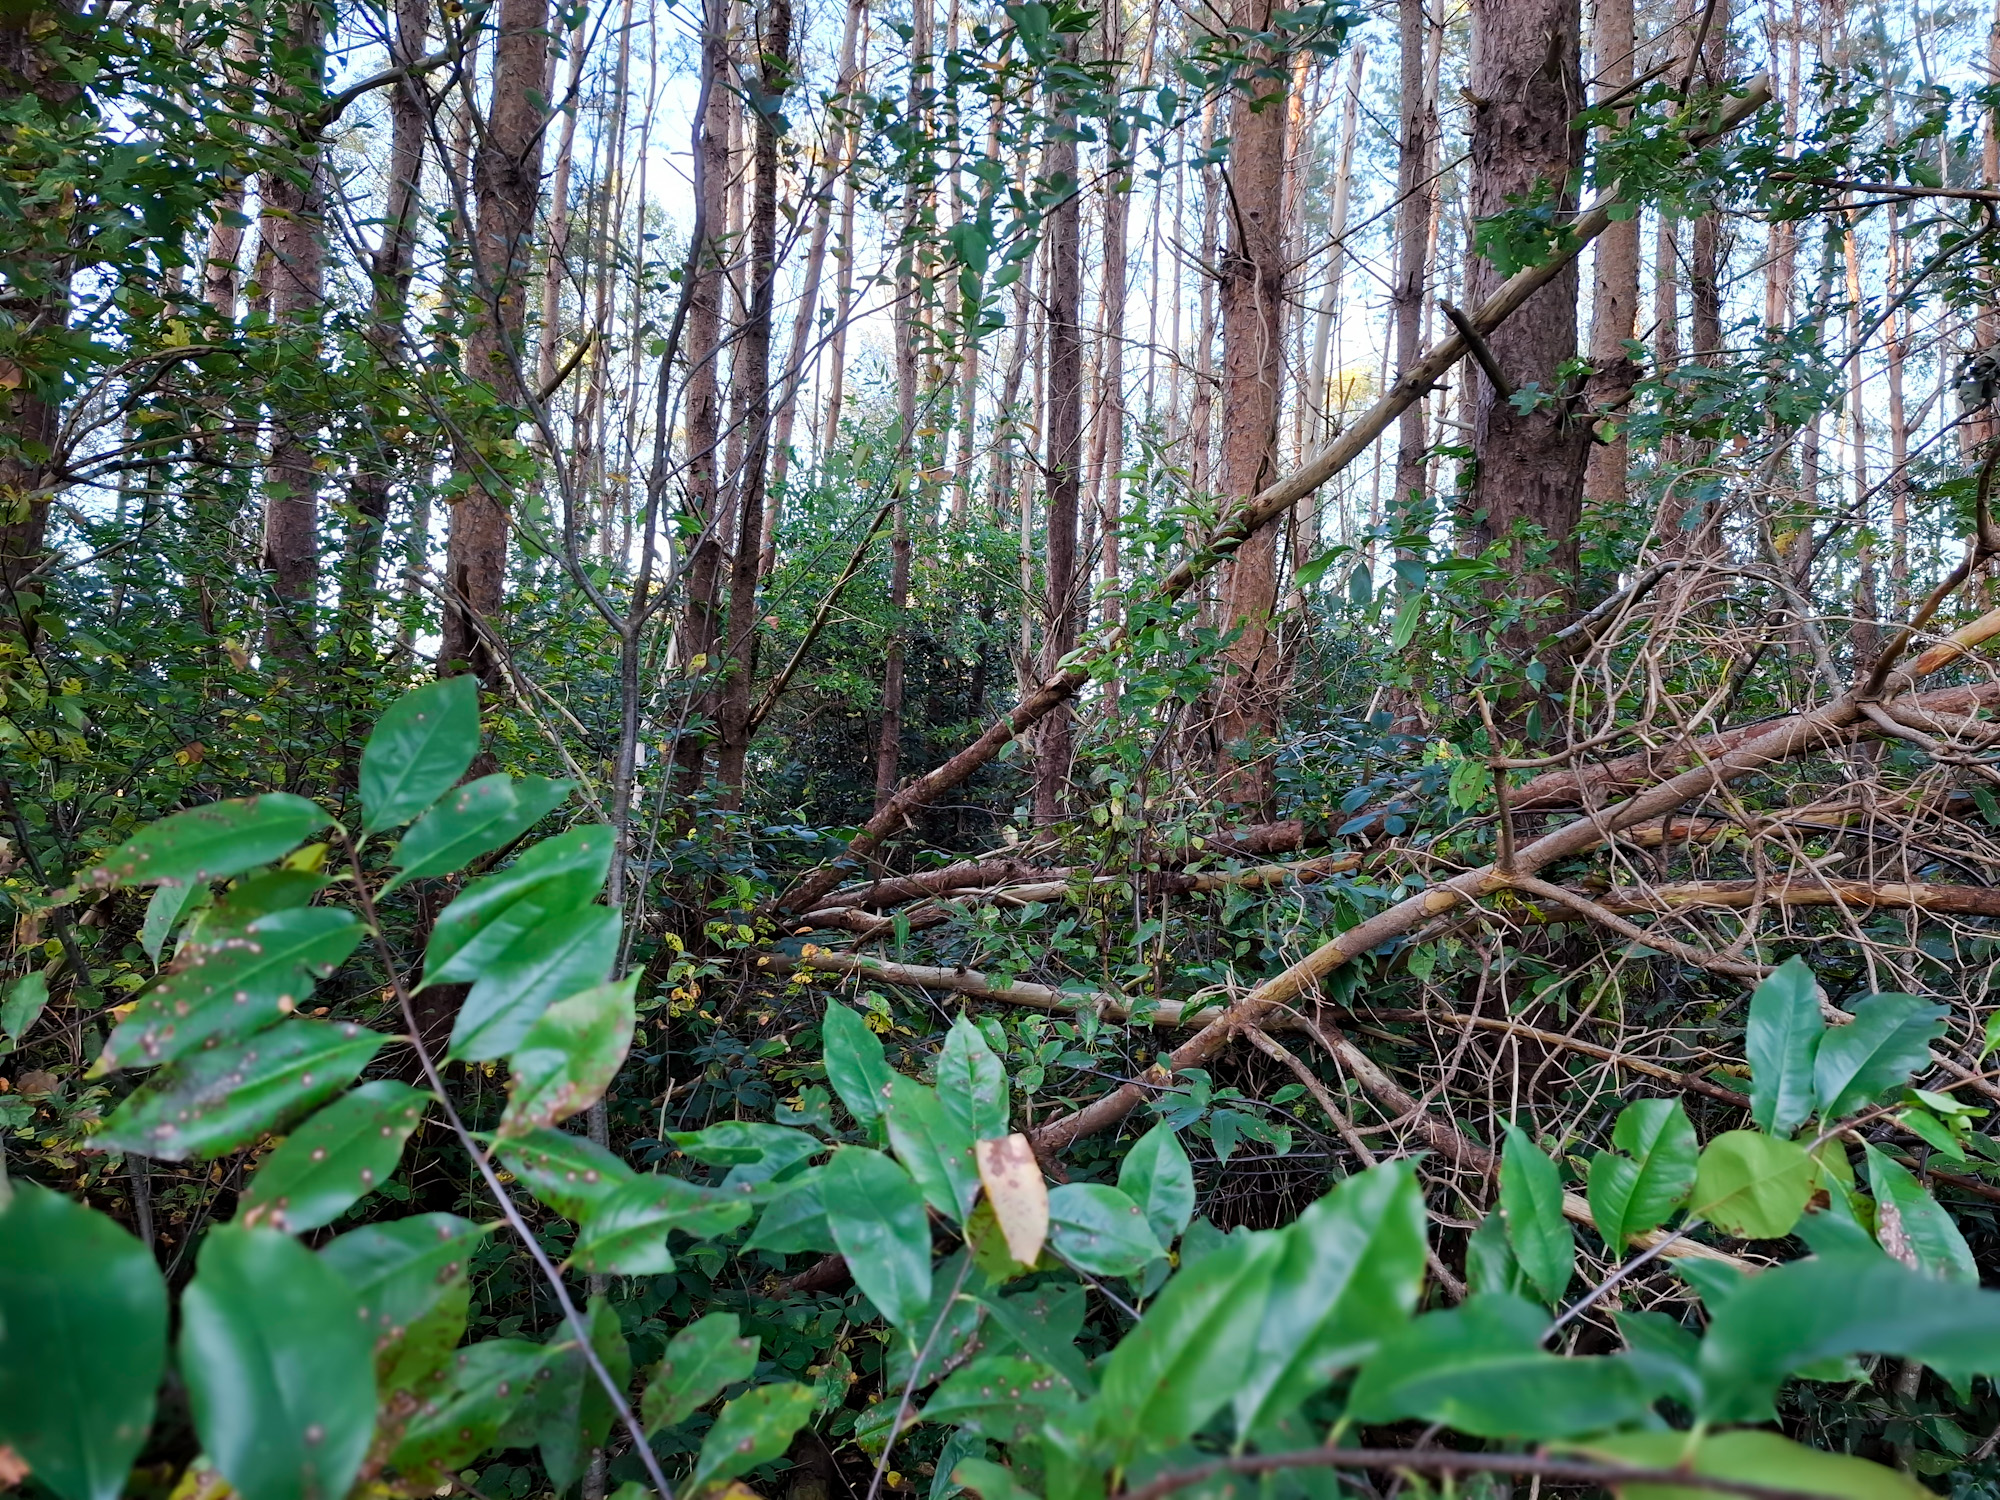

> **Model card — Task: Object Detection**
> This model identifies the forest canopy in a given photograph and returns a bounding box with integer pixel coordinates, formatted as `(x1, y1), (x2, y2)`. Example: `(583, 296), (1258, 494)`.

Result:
(8, 0), (2000, 1493)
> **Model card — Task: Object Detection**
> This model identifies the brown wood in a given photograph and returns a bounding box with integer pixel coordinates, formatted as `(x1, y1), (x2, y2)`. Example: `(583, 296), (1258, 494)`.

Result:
(1582, 0), (1640, 511)
(1389, 0), (1437, 520)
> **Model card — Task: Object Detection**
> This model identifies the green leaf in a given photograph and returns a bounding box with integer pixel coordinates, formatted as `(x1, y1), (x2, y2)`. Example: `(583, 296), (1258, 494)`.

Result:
(1500, 1125), (1574, 1304)
(1090, 1228), (1285, 1462)
(1571, 1429), (1929, 1500)
(0, 970), (48, 1042)
(98, 1020), (388, 1161)
(1745, 955), (1823, 1137)
(976, 1283), (1093, 1395)
(1688, 1129), (1816, 1240)
(361, 675), (481, 832)
(1813, 995), (1947, 1121)
(180, 1223), (376, 1500)
(0, 1183), (168, 1500)
(642, 1311), (760, 1433)
(823, 1001), (895, 1129)
(823, 1145), (933, 1330)
(1047, 1183), (1163, 1277)
(497, 1128), (640, 1219)
(204, 870), (329, 931)
(1587, 1098), (1698, 1250)
(238, 1080), (430, 1232)
(505, 1296), (631, 1492)
(1896, 1106), (1965, 1160)
(671, 1122), (822, 1195)
(320, 1212), (483, 1396)
(1116, 1121), (1195, 1248)
(1465, 1209), (1529, 1298)
(391, 1338), (551, 1487)
(1233, 1160), (1429, 1434)
(139, 880), (195, 965)
(1699, 1255), (2000, 1422)
(887, 1075), (981, 1221)
(1979, 1009), (2000, 1064)
(570, 1174), (753, 1276)
(388, 773), (575, 889)
(97, 906), (364, 1073)
(447, 902), (620, 1062)
(921, 1356), (1076, 1441)
(938, 1014), (1009, 1140)
(745, 1170), (834, 1253)
(1347, 1293), (1653, 1440)
(82, 792), (325, 889)
(953, 1458), (1043, 1500)
(687, 1382), (818, 1494)
(423, 826), (614, 981)
(497, 977), (636, 1138)
(1862, 1143), (1977, 1284)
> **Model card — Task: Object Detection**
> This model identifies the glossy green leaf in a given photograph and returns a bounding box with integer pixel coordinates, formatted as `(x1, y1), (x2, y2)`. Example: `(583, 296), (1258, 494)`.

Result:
(0, 1183), (168, 1500)
(671, 1121), (822, 1192)
(823, 1145), (933, 1330)
(1699, 1254), (2000, 1421)
(1116, 1120), (1195, 1248)
(1688, 1129), (1815, 1240)
(447, 902), (619, 1061)
(139, 880), (195, 964)
(1047, 1182), (1164, 1277)
(390, 1338), (550, 1487)
(1500, 1125), (1573, 1304)
(497, 1128), (640, 1220)
(1814, 995), (1948, 1121)
(1090, 1228), (1285, 1461)
(1587, 1098), (1698, 1250)
(1567, 1429), (1930, 1500)
(204, 870), (330, 931)
(687, 1382), (818, 1494)
(0, 970), (47, 1043)
(97, 906), (364, 1073)
(570, 1173), (753, 1275)
(82, 792), (325, 890)
(423, 826), (613, 981)
(180, 1223), (376, 1500)
(504, 1297), (630, 1492)
(239, 1079), (429, 1232)
(1615, 1309), (1704, 1410)
(98, 1020), (387, 1160)
(887, 1074), (981, 1220)
(320, 1212), (483, 1395)
(937, 1014), (1009, 1141)
(921, 1356), (1076, 1441)
(1234, 1159), (1429, 1433)
(1347, 1293), (1653, 1440)
(823, 1001), (894, 1128)
(387, 773), (575, 889)
(953, 1458), (1043, 1500)
(1465, 1208), (1529, 1299)
(745, 1170), (834, 1253)
(360, 675), (480, 832)
(1745, 955), (1823, 1137)
(642, 1311), (760, 1433)
(497, 976), (636, 1138)
(1862, 1143), (1977, 1284)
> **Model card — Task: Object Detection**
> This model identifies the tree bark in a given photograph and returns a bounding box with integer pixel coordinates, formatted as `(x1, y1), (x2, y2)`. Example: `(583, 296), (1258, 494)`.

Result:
(439, 0), (550, 684)
(1212, 0), (1289, 812)
(716, 0), (793, 805)
(1582, 0), (1638, 512)
(1462, 0), (1591, 620)
(1389, 0), (1436, 518)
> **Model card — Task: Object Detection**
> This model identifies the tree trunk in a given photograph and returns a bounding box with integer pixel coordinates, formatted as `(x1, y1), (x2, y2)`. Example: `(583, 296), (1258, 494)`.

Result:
(1389, 0), (1437, 517)
(1211, 0), (1289, 812)
(1188, 99), (1220, 497)
(1034, 64), (1084, 827)
(1463, 0), (1590, 621)
(259, 0), (328, 659)
(439, 0), (550, 684)
(1582, 0), (1638, 512)
(1091, 14), (1130, 655)
(715, 0), (793, 805)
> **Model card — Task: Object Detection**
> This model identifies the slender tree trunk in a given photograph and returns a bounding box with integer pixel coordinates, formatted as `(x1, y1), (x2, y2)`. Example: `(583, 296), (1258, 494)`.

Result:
(988, 217), (1036, 516)
(820, 19), (866, 457)
(1310, 45), (1365, 451)
(202, 26), (258, 320)
(1582, 0), (1638, 511)
(260, 0), (328, 658)
(716, 0), (792, 803)
(1389, 0), (1437, 517)
(1091, 13), (1130, 655)
(439, 0), (551, 683)
(1463, 0), (1590, 623)
(1033, 59), (1083, 827)
(1972, 0), (2000, 454)
(1212, 0), (1289, 812)
(1188, 99), (1220, 497)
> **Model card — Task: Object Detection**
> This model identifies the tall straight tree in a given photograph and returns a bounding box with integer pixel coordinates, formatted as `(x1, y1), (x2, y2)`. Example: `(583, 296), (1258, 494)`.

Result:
(1462, 0), (1591, 620)
(1388, 0), (1436, 516)
(439, 0), (550, 684)
(1211, 0), (1290, 812)
(1034, 53), (1084, 827)
(716, 0), (794, 804)
(1582, 0), (1638, 512)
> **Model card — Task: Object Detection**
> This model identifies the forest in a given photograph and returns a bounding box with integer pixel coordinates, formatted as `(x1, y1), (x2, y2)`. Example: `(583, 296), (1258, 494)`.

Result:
(12, 0), (2000, 1490)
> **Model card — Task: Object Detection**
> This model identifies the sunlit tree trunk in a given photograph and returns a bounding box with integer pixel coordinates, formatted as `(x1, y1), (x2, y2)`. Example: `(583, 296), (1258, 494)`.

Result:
(1583, 0), (1638, 513)
(1389, 0), (1437, 519)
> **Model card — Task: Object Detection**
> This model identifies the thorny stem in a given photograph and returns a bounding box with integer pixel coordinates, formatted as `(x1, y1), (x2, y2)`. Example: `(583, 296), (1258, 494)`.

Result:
(338, 830), (676, 1500)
